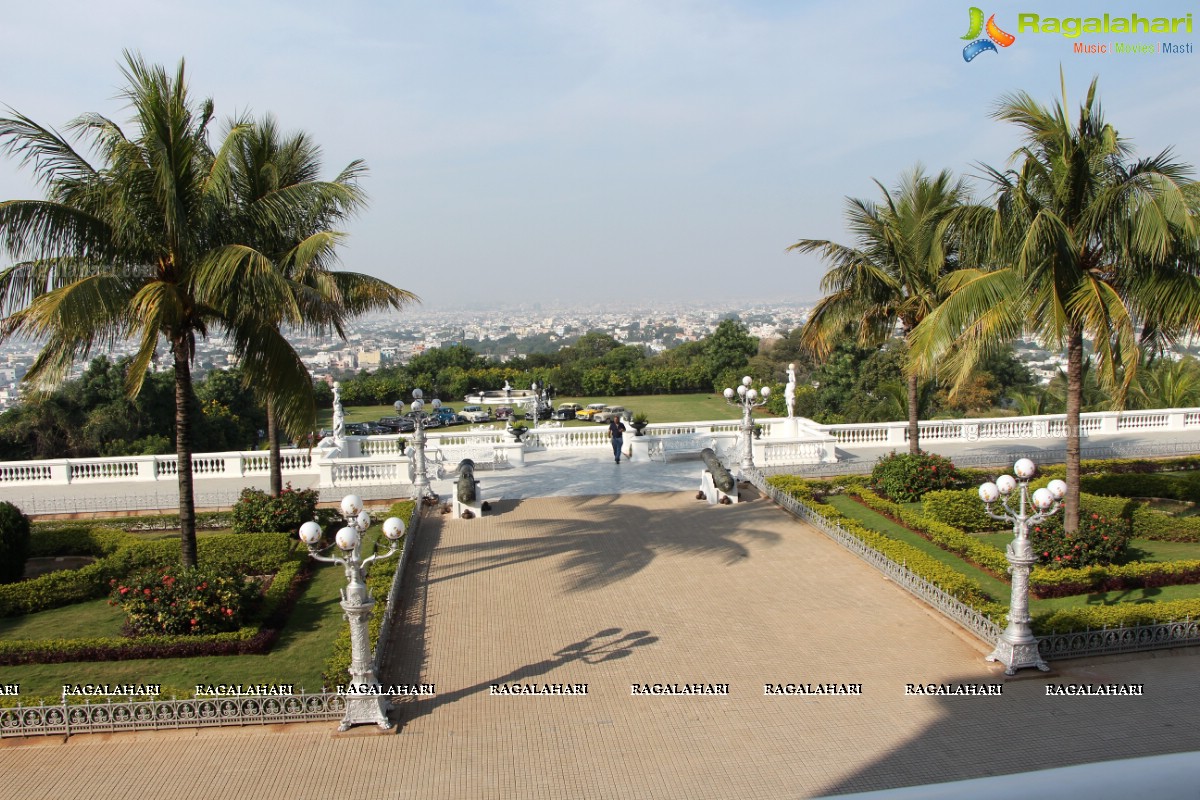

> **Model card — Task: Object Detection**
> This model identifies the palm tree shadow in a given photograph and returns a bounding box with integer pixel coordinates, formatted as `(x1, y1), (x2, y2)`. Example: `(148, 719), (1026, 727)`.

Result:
(396, 627), (659, 723)
(430, 495), (782, 593)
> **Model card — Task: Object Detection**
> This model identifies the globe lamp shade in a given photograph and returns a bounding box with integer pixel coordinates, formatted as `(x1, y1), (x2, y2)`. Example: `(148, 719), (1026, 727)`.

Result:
(382, 517), (406, 540)
(298, 521), (322, 546)
(335, 526), (360, 551)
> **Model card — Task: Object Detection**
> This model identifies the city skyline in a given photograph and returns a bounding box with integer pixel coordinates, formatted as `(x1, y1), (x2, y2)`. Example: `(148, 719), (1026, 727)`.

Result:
(2, 1), (1199, 309)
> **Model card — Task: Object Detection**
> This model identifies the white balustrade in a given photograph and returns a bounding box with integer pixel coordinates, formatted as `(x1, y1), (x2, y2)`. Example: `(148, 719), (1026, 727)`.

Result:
(0, 407), (1198, 497)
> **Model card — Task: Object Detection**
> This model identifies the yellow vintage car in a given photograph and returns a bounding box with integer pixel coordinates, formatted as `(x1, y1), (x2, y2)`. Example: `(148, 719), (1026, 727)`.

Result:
(575, 403), (608, 421)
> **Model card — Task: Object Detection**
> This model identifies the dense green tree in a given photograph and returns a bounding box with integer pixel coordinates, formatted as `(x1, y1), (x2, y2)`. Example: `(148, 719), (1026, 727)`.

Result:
(791, 166), (969, 451)
(217, 114), (414, 494)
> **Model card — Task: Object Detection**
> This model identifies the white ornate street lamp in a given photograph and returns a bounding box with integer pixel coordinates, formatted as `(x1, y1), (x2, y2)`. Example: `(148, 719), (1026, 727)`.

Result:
(978, 459), (1068, 675)
(396, 389), (441, 500)
(298, 495), (406, 730)
(723, 376), (770, 474)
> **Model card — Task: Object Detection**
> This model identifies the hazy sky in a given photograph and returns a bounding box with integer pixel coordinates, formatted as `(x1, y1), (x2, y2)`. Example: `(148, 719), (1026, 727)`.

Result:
(2, 1), (1198, 310)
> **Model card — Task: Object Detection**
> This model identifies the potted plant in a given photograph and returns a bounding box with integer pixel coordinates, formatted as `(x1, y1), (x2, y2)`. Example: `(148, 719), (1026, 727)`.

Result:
(753, 423), (764, 440)
(631, 412), (649, 436)
(509, 421), (529, 442)
(397, 436), (408, 454)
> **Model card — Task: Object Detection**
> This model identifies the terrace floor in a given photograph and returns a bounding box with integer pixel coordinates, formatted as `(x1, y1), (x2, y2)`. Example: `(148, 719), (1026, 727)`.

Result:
(3, 489), (1200, 798)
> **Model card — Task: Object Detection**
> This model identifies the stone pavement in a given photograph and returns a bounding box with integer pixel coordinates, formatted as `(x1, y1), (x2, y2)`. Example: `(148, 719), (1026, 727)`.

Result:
(3, 490), (1200, 799)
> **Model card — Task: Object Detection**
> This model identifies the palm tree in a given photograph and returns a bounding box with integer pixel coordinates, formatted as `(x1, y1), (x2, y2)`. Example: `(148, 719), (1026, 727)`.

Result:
(0, 53), (312, 566)
(789, 166), (968, 452)
(1130, 356), (1200, 409)
(212, 115), (416, 495)
(910, 75), (1200, 532)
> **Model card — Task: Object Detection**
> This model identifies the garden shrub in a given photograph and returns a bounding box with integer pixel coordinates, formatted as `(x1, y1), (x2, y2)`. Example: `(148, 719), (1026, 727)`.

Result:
(110, 565), (257, 636)
(922, 489), (1000, 533)
(0, 557), (309, 667)
(231, 484), (319, 534)
(1028, 511), (1129, 568)
(869, 451), (964, 503)
(0, 501), (32, 584)
(1029, 560), (1200, 598)
(1131, 506), (1200, 542)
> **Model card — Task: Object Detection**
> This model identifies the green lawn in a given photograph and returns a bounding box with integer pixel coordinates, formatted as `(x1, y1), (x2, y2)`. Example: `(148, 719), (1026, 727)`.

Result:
(318, 393), (754, 429)
(0, 598), (126, 640)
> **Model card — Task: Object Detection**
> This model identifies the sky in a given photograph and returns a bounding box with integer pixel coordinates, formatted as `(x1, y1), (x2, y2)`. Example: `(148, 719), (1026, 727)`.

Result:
(2, 0), (1199, 311)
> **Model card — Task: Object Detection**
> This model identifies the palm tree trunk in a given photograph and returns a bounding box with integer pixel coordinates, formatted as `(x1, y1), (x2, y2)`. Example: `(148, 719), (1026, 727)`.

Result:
(1064, 326), (1083, 534)
(267, 397), (282, 497)
(173, 344), (199, 568)
(907, 372), (920, 454)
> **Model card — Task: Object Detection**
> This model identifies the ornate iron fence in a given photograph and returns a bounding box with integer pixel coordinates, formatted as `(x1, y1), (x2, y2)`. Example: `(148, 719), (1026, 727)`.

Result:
(1038, 618), (1200, 659)
(0, 693), (345, 738)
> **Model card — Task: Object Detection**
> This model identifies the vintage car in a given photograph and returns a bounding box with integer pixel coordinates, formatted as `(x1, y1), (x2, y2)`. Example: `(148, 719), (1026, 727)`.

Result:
(574, 403), (608, 421)
(552, 403), (581, 420)
(593, 406), (631, 424)
(459, 405), (491, 423)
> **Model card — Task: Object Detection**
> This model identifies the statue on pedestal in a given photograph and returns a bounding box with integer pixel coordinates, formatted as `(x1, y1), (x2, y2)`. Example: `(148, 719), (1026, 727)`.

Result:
(332, 382), (346, 444)
(785, 363), (797, 419)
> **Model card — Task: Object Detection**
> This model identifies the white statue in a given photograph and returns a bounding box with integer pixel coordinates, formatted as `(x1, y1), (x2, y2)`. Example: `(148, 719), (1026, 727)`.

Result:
(332, 382), (345, 443)
(785, 363), (797, 419)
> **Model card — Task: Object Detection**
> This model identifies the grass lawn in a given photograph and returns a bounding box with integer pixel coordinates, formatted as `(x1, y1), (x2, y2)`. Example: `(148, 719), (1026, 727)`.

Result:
(0, 599), (125, 640)
(318, 393), (755, 430)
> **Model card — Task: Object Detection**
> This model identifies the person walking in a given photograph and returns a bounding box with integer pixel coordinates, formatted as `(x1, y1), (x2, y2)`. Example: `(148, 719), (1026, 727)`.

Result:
(608, 415), (627, 463)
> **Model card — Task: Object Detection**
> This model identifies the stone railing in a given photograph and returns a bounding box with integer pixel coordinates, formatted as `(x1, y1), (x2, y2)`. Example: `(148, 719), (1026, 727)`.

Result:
(816, 407), (1200, 448)
(1, 407), (1196, 498)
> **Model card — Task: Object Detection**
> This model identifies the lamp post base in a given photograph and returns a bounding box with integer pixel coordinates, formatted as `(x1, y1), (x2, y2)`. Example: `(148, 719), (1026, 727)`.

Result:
(986, 640), (1049, 676)
(338, 696), (395, 731)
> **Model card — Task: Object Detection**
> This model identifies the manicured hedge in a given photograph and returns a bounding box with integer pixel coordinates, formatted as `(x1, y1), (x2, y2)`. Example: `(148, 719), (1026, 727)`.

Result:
(1131, 506), (1200, 542)
(1029, 560), (1200, 598)
(32, 510), (235, 535)
(1033, 599), (1200, 633)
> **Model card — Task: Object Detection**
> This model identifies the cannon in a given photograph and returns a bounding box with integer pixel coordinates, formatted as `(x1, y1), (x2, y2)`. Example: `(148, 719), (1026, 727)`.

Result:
(456, 459), (477, 504)
(700, 448), (735, 494)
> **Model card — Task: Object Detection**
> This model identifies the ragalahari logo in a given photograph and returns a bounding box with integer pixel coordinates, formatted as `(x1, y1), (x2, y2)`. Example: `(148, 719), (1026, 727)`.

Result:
(962, 7), (1016, 61)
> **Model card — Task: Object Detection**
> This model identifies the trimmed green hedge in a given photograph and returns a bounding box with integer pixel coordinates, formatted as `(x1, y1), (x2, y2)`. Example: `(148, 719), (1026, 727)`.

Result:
(1029, 560), (1200, 598)
(849, 489), (1012, 577)
(1034, 599), (1200, 633)
(1131, 506), (1200, 542)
